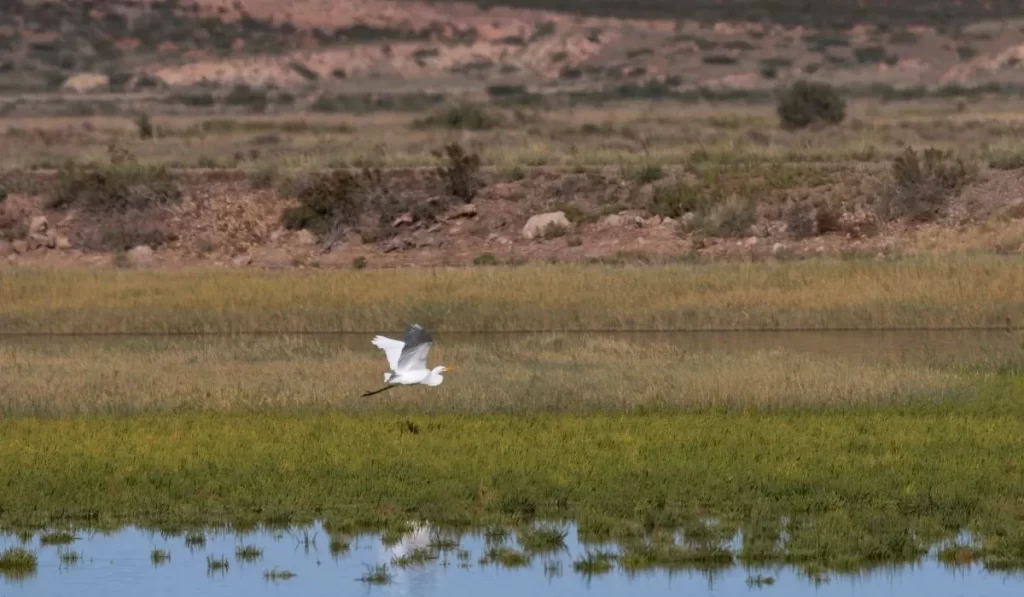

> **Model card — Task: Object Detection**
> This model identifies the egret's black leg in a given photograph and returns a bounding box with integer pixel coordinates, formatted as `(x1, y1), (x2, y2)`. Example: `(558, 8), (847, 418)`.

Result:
(361, 384), (397, 398)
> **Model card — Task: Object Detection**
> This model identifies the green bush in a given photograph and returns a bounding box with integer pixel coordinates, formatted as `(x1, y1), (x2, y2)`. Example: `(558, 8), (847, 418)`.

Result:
(280, 171), (363, 237)
(878, 147), (975, 222)
(776, 80), (846, 129)
(49, 161), (180, 213)
(433, 142), (482, 203)
(412, 103), (503, 130)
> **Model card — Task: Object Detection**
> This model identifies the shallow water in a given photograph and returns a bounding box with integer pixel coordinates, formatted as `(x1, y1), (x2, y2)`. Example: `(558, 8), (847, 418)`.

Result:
(2, 523), (1023, 597)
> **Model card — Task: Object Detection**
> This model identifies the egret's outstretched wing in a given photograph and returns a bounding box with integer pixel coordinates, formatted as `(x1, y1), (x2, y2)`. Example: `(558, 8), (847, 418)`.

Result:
(397, 324), (433, 372)
(371, 335), (404, 371)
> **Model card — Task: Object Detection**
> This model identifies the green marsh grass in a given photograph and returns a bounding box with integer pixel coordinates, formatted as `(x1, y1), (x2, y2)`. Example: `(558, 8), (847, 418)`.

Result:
(517, 525), (568, 552)
(206, 554), (229, 573)
(235, 544), (263, 562)
(184, 532), (206, 548)
(359, 563), (393, 584)
(263, 567), (296, 581)
(1, 255), (1023, 333)
(39, 531), (76, 546)
(151, 549), (171, 565)
(572, 550), (617, 575)
(0, 547), (38, 580)
(481, 546), (531, 567)
(392, 546), (438, 567)
(57, 548), (82, 566)
(328, 536), (350, 556)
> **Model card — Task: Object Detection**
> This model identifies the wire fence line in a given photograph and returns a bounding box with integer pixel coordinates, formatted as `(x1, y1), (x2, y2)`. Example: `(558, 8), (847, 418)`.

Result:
(0, 325), (1019, 337)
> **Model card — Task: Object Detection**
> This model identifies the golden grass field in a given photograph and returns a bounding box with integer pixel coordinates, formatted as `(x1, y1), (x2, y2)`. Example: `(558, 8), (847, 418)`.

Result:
(1, 255), (1023, 334)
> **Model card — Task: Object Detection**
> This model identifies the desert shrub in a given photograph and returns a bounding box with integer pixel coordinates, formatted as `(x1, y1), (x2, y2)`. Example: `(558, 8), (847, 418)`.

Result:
(280, 170), (362, 236)
(956, 45), (978, 60)
(224, 84), (268, 112)
(49, 151), (180, 213)
(433, 142), (482, 203)
(91, 214), (176, 251)
(0, 186), (6, 203)
(699, 195), (757, 237)
(702, 54), (739, 65)
(412, 103), (503, 130)
(878, 147), (975, 222)
(854, 46), (889, 64)
(135, 113), (153, 139)
(649, 181), (714, 219)
(785, 202), (842, 239)
(473, 252), (499, 266)
(352, 256), (367, 269)
(248, 165), (278, 189)
(776, 80), (846, 129)
(541, 221), (568, 239)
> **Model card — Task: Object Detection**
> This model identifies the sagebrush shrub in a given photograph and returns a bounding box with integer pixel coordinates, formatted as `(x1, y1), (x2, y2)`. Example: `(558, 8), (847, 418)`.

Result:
(777, 80), (846, 129)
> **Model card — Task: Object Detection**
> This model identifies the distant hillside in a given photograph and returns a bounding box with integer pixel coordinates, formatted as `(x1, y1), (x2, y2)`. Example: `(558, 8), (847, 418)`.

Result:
(5, 0), (1024, 114)
(435, 0), (1024, 27)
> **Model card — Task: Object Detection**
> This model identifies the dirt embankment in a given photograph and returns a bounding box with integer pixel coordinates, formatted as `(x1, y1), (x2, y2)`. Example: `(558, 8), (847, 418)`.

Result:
(2, 161), (1024, 270)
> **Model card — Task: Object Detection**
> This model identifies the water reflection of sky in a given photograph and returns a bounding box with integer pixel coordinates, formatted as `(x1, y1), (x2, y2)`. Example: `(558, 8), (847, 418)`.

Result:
(3, 523), (1024, 597)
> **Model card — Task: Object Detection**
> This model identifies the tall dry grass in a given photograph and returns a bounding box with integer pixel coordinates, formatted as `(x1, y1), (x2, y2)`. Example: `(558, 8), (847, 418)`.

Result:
(0, 255), (1022, 334)
(1, 332), (1011, 417)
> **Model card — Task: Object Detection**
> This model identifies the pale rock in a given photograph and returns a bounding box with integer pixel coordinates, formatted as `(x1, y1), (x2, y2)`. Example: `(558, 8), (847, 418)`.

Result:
(678, 212), (698, 229)
(522, 212), (572, 240)
(601, 214), (625, 227)
(12, 239), (28, 254)
(393, 213), (414, 227)
(294, 229), (317, 246)
(127, 245), (155, 266)
(744, 236), (759, 246)
(645, 216), (662, 227)
(455, 203), (478, 218)
(55, 235), (72, 250)
(61, 73), (110, 93)
(269, 230), (285, 243)
(771, 242), (786, 255)
(662, 217), (676, 226)
(29, 215), (49, 235)
(232, 254), (253, 267)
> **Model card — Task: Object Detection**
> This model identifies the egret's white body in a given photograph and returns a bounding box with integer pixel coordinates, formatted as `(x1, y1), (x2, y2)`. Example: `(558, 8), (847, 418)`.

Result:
(362, 323), (450, 397)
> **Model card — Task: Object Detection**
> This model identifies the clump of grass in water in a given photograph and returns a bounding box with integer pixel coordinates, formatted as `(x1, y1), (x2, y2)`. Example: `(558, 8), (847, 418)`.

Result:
(207, 555), (229, 574)
(151, 549), (171, 566)
(391, 546), (438, 568)
(58, 548), (82, 566)
(359, 563), (393, 584)
(518, 524), (568, 552)
(572, 550), (616, 575)
(428, 532), (460, 552)
(746, 574), (776, 587)
(619, 543), (734, 572)
(184, 532), (206, 549)
(16, 531), (33, 545)
(480, 546), (531, 568)
(484, 527), (509, 545)
(235, 544), (263, 562)
(329, 536), (351, 557)
(39, 531), (76, 546)
(264, 567), (296, 581)
(0, 547), (38, 579)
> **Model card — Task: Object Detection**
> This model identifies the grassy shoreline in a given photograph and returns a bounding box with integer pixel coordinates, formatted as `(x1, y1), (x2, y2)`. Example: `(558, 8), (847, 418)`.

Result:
(1, 254), (1023, 334)
(2, 377), (1024, 569)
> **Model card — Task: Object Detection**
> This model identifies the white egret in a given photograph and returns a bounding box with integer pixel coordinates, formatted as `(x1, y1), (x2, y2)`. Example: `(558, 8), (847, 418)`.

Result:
(361, 323), (451, 397)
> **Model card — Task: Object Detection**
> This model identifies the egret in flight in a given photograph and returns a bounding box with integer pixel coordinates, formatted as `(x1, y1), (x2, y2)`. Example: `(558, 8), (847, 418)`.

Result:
(362, 323), (451, 397)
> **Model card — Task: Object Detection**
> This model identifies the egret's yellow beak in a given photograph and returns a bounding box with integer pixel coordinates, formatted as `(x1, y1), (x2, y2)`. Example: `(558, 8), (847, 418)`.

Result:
(446, 365), (456, 372)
